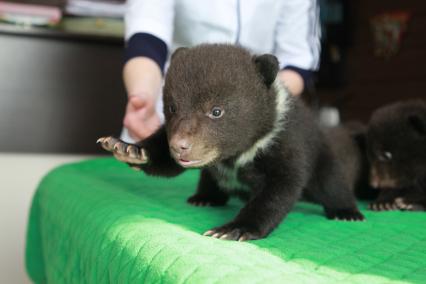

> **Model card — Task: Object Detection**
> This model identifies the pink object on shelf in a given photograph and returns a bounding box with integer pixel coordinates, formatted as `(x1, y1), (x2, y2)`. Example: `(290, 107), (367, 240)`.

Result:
(0, 1), (62, 25)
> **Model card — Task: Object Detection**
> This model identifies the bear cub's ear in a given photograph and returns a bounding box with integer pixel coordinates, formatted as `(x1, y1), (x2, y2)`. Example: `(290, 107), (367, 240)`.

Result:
(408, 114), (426, 136)
(253, 54), (279, 88)
(171, 47), (188, 61)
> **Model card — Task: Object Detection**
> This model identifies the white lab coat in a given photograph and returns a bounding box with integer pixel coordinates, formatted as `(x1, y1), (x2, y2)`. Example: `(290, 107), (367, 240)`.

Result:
(125, 0), (321, 70)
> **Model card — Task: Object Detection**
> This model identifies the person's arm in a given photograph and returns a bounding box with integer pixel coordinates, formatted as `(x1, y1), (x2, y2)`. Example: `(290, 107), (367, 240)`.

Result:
(124, 57), (162, 99)
(122, 57), (163, 139)
(122, 0), (175, 141)
(274, 0), (321, 96)
(278, 69), (304, 96)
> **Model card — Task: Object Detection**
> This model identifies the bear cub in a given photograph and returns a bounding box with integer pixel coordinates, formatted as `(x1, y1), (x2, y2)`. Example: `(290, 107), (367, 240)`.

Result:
(98, 44), (364, 241)
(366, 100), (426, 211)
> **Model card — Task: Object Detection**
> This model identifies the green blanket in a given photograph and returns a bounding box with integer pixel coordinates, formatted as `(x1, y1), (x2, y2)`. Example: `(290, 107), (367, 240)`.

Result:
(26, 158), (426, 284)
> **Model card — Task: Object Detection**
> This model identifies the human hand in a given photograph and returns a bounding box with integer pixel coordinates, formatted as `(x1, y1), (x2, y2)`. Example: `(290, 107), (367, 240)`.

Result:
(123, 95), (162, 141)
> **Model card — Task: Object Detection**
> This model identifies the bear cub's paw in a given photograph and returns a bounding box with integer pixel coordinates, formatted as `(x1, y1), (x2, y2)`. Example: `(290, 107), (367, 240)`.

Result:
(187, 193), (228, 207)
(97, 136), (148, 166)
(203, 222), (265, 241)
(368, 201), (399, 211)
(394, 197), (425, 211)
(325, 208), (365, 221)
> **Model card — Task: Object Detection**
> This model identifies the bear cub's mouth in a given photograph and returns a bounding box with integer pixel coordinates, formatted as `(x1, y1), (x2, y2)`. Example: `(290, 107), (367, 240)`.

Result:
(169, 150), (205, 168)
(178, 159), (202, 167)
(170, 149), (219, 168)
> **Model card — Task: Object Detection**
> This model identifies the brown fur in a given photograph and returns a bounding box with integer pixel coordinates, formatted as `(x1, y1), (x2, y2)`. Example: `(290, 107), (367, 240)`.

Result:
(366, 100), (426, 211)
(99, 44), (364, 241)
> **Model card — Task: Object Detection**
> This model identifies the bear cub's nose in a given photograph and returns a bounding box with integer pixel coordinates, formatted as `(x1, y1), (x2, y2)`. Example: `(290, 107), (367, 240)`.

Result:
(170, 138), (192, 155)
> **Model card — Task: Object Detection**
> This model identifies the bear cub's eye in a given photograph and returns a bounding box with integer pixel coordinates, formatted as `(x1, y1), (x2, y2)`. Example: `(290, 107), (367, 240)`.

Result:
(378, 151), (393, 162)
(208, 107), (224, 119)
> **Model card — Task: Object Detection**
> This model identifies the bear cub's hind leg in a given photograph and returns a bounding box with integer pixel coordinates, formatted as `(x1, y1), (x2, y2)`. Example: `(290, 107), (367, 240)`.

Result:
(313, 159), (365, 221)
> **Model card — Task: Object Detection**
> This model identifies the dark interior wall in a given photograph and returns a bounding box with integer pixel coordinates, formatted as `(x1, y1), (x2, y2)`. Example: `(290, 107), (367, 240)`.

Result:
(317, 0), (426, 122)
(2, 0), (426, 153)
(0, 32), (126, 153)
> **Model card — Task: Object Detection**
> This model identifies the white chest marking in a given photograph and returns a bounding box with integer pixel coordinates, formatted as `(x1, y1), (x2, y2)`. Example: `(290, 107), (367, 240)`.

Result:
(235, 80), (292, 167)
(215, 163), (250, 192)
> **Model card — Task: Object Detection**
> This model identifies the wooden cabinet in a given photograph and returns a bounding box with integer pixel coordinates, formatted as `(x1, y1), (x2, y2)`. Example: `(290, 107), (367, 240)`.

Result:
(0, 24), (126, 153)
(317, 0), (426, 122)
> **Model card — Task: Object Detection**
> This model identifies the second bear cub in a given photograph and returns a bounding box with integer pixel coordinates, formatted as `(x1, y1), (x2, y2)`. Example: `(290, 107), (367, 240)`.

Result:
(366, 100), (426, 211)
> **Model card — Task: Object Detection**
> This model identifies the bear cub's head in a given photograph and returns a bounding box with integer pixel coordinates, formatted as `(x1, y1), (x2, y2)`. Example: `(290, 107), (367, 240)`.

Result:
(366, 100), (426, 189)
(163, 44), (281, 168)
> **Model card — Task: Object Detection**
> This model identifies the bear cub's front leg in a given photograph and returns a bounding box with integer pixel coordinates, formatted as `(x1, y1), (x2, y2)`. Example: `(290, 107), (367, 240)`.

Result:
(187, 170), (229, 207)
(98, 127), (185, 177)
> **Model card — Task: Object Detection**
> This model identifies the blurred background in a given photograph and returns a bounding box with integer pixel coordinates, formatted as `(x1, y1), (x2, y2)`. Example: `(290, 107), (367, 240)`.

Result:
(0, 0), (425, 283)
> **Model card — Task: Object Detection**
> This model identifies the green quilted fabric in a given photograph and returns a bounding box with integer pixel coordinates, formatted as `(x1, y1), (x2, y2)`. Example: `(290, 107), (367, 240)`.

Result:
(26, 158), (426, 284)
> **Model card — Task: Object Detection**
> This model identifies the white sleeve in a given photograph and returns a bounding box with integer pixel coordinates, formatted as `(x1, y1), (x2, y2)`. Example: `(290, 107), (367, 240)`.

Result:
(274, 0), (321, 70)
(125, 0), (175, 46)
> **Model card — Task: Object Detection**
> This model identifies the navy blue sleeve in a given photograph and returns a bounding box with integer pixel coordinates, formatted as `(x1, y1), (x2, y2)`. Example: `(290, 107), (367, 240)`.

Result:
(282, 65), (313, 90)
(124, 32), (168, 73)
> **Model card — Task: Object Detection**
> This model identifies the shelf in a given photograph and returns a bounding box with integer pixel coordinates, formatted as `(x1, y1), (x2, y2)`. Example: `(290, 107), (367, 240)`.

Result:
(0, 17), (124, 45)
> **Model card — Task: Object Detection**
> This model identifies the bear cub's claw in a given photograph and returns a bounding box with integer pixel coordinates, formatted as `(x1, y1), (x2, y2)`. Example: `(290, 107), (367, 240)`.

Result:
(187, 193), (228, 207)
(368, 201), (399, 211)
(394, 198), (425, 211)
(97, 136), (148, 165)
(325, 208), (365, 221)
(203, 222), (264, 241)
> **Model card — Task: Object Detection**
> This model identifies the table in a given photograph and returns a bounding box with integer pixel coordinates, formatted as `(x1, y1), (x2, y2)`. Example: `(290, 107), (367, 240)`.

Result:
(26, 158), (426, 283)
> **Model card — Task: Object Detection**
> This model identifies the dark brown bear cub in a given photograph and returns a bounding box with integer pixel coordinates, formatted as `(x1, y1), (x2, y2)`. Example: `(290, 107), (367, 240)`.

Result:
(98, 44), (363, 241)
(366, 100), (426, 211)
